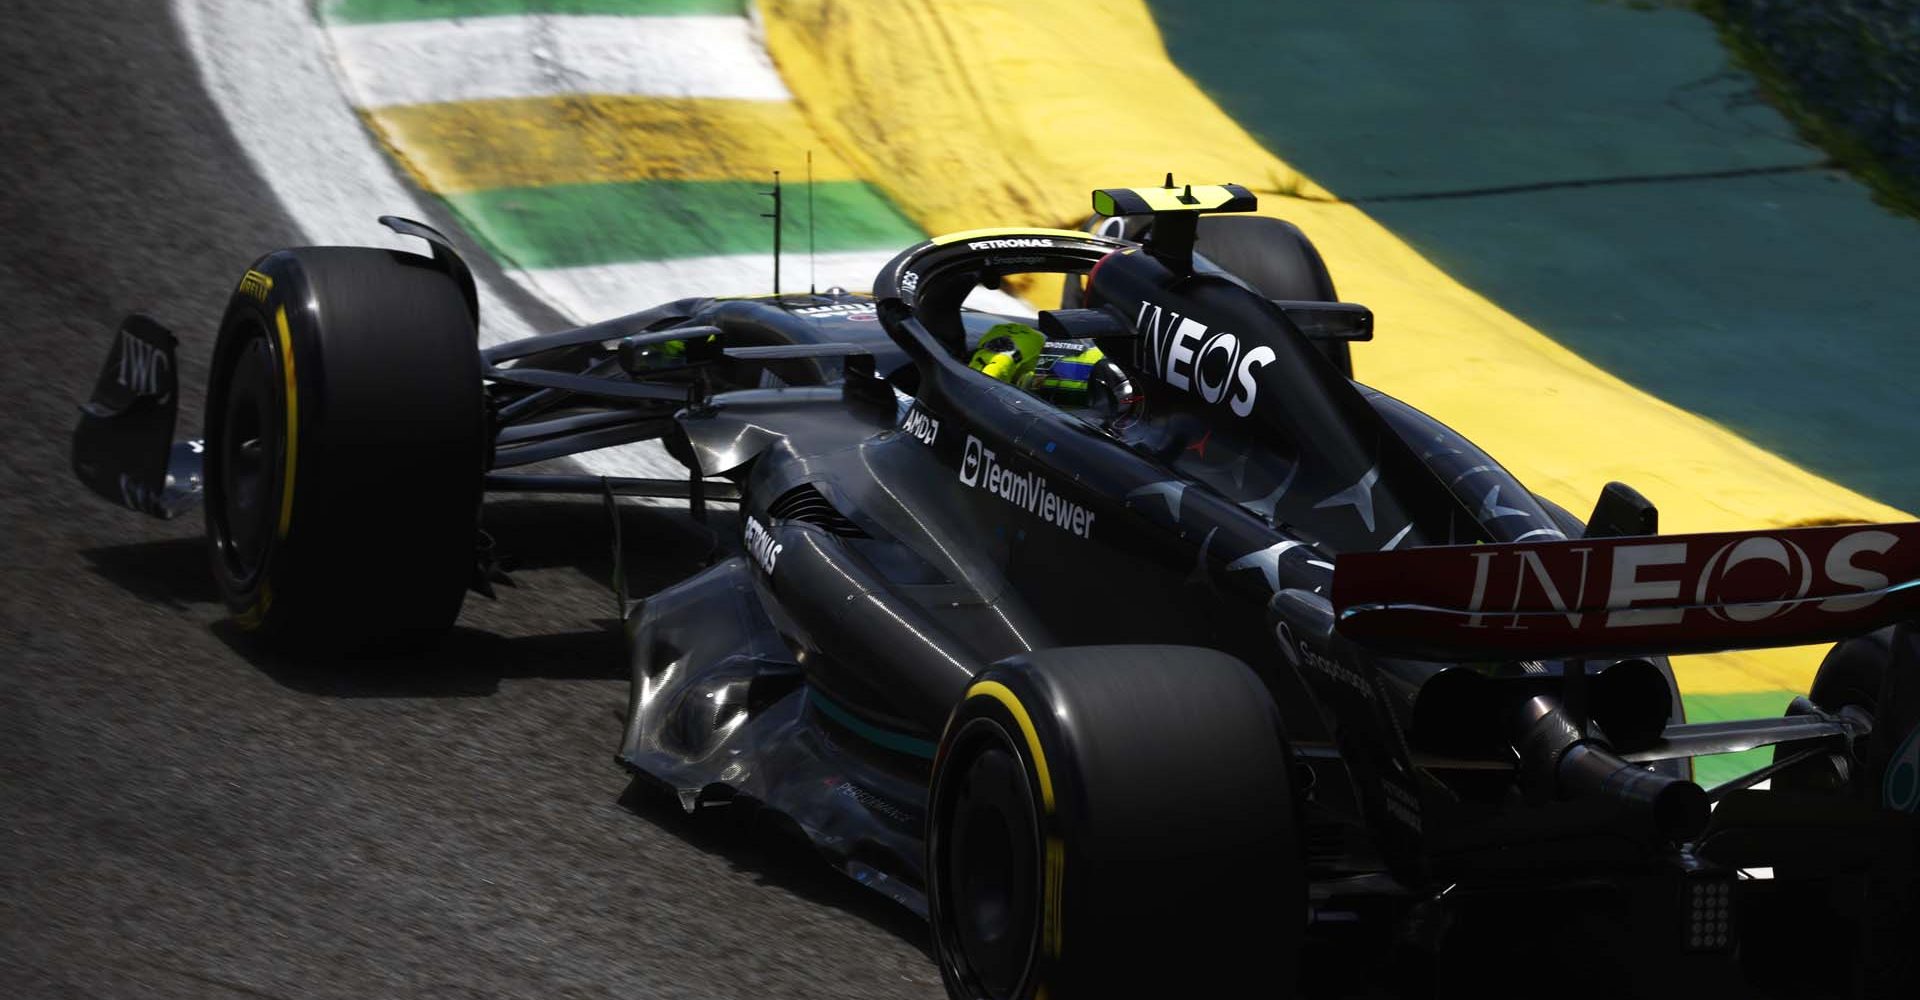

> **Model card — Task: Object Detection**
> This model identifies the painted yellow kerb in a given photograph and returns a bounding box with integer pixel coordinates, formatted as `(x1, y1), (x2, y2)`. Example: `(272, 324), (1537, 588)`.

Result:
(759, 0), (1913, 695)
(968, 680), (1056, 812)
(363, 96), (865, 194)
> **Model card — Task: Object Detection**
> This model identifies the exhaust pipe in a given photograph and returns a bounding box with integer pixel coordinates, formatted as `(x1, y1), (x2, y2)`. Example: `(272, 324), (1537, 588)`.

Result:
(1513, 695), (1710, 841)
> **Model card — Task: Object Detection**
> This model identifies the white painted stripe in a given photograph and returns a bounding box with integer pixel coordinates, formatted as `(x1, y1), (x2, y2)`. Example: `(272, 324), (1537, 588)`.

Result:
(173, 0), (682, 480)
(326, 15), (792, 107)
(518, 253), (1038, 323)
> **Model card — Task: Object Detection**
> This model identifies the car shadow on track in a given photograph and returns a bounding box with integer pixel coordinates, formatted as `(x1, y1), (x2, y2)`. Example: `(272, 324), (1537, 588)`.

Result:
(79, 496), (734, 699)
(617, 775), (937, 962)
(80, 535), (221, 610)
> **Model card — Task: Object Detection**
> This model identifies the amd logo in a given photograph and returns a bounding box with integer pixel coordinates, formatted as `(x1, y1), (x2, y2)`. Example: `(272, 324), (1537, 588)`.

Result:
(1135, 301), (1274, 417)
(900, 403), (939, 446)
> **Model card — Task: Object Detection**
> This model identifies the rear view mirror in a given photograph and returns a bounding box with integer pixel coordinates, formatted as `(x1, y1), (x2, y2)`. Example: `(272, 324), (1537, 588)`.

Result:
(1272, 300), (1373, 342)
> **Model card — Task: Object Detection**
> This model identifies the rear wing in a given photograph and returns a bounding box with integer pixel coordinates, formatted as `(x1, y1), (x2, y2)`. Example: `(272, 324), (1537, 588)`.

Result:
(1333, 522), (1920, 660)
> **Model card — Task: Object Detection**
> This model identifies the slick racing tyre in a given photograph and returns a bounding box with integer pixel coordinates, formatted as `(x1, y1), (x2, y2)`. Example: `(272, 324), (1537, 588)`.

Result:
(1192, 215), (1350, 378)
(204, 247), (485, 652)
(928, 645), (1303, 999)
(1751, 627), (1920, 996)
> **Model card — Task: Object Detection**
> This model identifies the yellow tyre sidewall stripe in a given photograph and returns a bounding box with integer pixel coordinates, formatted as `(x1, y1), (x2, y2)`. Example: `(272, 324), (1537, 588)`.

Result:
(274, 305), (299, 541)
(965, 677), (1065, 971)
(967, 680), (1056, 813)
(363, 96), (867, 194)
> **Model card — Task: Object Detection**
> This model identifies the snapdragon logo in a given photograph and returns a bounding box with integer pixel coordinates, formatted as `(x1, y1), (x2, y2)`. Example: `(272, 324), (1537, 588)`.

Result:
(957, 434), (1096, 538)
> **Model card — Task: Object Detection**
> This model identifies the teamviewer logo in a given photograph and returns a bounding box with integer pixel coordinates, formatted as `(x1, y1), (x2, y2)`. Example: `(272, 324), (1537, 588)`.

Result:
(960, 435), (983, 486)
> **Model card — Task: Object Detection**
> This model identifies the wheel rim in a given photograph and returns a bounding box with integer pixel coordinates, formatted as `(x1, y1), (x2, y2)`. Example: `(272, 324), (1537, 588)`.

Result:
(936, 723), (1041, 998)
(214, 333), (281, 586)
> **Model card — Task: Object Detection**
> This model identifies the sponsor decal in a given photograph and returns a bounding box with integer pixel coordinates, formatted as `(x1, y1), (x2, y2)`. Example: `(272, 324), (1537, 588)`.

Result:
(831, 778), (914, 825)
(743, 514), (782, 576)
(238, 269), (273, 303)
(899, 270), (919, 297)
(1380, 777), (1423, 833)
(116, 328), (172, 403)
(1135, 301), (1275, 417)
(1274, 621), (1372, 701)
(900, 402), (940, 446)
(957, 434), (1096, 538)
(959, 435), (984, 486)
(1887, 725), (1920, 814)
(1453, 531), (1895, 630)
(1334, 522), (1920, 654)
(792, 302), (878, 321)
(968, 237), (1054, 250)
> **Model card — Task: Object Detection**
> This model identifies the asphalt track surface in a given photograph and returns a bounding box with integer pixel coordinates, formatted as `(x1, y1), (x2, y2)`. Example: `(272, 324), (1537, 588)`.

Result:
(0, 4), (941, 998)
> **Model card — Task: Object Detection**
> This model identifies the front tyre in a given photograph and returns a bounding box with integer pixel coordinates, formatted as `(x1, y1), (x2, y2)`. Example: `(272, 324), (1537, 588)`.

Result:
(204, 247), (485, 653)
(928, 645), (1303, 999)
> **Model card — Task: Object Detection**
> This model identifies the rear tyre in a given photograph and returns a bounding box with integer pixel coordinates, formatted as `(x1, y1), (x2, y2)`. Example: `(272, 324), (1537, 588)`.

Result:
(204, 247), (485, 653)
(1192, 215), (1350, 378)
(1750, 628), (1920, 996)
(928, 645), (1303, 999)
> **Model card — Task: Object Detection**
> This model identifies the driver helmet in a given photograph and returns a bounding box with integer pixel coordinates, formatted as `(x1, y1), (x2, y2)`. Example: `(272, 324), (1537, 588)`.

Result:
(968, 322), (1142, 423)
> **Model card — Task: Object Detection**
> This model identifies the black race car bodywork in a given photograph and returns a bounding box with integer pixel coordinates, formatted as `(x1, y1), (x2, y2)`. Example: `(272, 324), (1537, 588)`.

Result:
(74, 190), (1920, 998)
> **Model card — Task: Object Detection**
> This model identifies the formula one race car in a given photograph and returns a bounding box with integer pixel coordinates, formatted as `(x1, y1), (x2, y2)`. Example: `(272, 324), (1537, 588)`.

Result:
(74, 187), (1920, 998)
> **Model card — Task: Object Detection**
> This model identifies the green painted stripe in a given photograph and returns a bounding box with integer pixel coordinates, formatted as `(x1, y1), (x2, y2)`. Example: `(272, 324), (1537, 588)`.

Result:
(1685, 690), (1797, 788)
(321, 0), (743, 24)
(807, 689), (936, 759)
(444, 179), (924, 270)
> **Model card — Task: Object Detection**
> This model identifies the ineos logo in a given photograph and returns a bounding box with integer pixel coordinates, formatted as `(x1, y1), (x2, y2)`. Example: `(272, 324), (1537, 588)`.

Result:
(1693, 536), (1813, 623)
(959, 435), (983, 486)
(1135, 301), (1274, 417)
(1459, 528), (1902, 630)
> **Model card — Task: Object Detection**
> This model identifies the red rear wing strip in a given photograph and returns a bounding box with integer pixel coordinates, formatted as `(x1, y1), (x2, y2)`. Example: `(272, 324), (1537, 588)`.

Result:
(1332, 521), (1920, 660)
